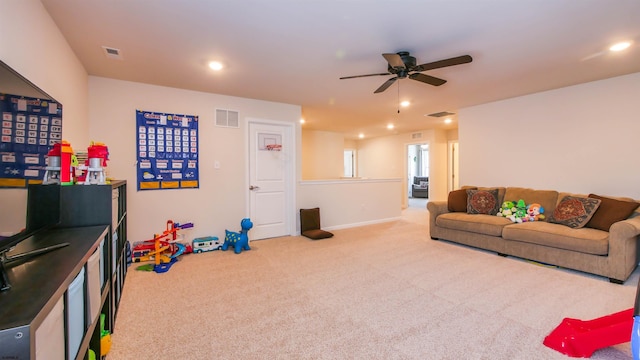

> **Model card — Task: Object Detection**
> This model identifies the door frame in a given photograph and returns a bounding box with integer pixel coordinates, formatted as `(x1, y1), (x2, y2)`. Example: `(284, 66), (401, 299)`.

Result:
(403, 140), (430, 209)
(447, 140), (459, 192)
(245, 117), (296, 238)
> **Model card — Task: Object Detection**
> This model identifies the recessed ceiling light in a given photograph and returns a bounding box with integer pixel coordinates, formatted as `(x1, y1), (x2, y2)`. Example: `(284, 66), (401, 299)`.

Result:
(358, 133), (364, 139)
(208, 61), (224, 71)
(444, 118), (452, 124)
(609, 41), (632, 52)
(299, 118), (305, 124)
(387, 124), (394, 129)
(400, 101), (410, 107)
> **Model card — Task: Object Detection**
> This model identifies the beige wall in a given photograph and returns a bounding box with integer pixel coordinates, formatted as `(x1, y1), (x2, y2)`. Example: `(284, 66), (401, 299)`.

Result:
(458, 71), (640, 199)
(301, 130), (345, 179)
(89, 77), (301, 242)
(0, 0), (89, 233)
(356, 129), (451, 205)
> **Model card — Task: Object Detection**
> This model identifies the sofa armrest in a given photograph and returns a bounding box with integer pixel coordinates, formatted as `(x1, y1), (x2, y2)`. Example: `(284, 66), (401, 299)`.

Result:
(607, 216), (640, 281)
(427, 201), (449, 239)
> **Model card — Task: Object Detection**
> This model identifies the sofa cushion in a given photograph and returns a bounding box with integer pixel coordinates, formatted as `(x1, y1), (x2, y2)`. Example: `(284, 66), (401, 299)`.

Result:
(467, 189), (501, 215)
(547, 196), (601, 229)
(448, 188), (477, 212)
(436, 212), (512, 237)
(585, 194), (640, 231)
(503, 187), (559, 217)
(502, 221), (609, 255)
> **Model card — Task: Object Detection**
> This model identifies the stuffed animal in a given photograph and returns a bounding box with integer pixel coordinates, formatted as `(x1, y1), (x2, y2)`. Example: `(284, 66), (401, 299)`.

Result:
(523, 203), (545, 222)
(507, 199), (527, 223)
(497, 200), (516, 218)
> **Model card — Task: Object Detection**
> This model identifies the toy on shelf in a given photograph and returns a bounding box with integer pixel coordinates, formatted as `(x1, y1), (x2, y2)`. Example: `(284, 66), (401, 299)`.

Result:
(43, 141), (76, 185)
(222, 218), (253, 254)
(43, 142), (62, 184)
(131, 220), (194, 272)
(77, 141), (110, 185)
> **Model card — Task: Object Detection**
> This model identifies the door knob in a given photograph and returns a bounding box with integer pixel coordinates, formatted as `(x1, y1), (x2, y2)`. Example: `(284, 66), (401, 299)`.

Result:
(249, 185), (260, 190)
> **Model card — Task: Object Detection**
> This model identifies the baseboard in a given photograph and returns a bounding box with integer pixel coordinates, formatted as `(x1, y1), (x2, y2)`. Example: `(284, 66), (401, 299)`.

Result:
(323, 216), (402, 231)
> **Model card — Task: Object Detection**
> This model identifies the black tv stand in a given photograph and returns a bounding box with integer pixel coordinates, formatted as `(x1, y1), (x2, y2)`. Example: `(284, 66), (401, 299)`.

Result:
(0, 242), (69, 291)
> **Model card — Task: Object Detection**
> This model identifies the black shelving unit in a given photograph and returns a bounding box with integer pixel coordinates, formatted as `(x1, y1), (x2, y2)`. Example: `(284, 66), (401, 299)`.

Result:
(0, 181), (127, 360)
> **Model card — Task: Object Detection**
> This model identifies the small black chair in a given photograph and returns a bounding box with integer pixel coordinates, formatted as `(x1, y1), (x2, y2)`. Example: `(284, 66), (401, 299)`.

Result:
(300, 208), (333, 240)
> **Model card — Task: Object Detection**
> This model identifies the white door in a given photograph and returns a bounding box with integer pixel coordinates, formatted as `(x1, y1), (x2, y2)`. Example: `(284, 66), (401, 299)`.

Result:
(248, 119), (294, 240)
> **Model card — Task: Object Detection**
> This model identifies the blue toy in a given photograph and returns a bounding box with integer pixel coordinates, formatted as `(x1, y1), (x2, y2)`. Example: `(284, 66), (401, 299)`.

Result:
(222, 218), (253, 254)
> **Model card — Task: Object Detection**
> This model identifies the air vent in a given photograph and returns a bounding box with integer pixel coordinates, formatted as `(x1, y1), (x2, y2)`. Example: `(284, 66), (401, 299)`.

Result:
(427, 111), (455, 118)
(215, 109), (239, 128)
(102, 46), (123, 60)
(411, 132), (423, 140)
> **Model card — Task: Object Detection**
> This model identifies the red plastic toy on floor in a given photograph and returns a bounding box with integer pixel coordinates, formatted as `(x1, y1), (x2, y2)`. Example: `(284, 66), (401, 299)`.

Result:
(544, 307), (634, 357)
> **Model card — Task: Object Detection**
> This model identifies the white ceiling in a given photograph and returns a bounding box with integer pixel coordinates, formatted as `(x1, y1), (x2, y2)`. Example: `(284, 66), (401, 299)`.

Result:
(41, 0), (640, 139)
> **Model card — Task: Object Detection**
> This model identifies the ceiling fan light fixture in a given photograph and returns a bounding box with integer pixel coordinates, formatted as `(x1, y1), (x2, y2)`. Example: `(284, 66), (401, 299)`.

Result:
(609, 41), (632, 52)
(444, 118), (453, 124)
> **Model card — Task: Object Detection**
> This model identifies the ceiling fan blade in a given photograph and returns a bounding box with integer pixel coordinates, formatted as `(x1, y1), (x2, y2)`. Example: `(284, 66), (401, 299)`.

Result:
(340, 72), (391, 80)
(382, 53), (405, 69)
(374, 77), (398, 93)
(415, 55), (472, 72)
(409, 73), (447, 86)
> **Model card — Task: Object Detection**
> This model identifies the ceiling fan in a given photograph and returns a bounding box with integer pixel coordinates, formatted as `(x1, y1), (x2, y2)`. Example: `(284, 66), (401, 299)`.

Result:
(340, 51), (472, 93)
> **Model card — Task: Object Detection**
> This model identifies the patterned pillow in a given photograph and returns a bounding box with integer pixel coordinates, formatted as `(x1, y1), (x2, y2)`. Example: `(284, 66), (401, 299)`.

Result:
(466, 189), (500, 215)
(548, 196), (601, 228)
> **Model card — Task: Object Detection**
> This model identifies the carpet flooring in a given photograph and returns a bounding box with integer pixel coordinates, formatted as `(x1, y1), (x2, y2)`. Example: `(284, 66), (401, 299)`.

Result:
(107, 207), (639, 359)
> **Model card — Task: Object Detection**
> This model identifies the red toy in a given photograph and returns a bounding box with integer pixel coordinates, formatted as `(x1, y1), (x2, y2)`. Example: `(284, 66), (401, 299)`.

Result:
(544, 308), (633, 357)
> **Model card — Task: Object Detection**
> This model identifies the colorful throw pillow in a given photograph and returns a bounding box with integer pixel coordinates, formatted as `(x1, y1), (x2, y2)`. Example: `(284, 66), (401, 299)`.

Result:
(419, 181), (428, 188)
(585, 194), (640, 231)
(466, 189), (500, 215)
(548, 196), (601, 228)
(448, 189), (469, 212)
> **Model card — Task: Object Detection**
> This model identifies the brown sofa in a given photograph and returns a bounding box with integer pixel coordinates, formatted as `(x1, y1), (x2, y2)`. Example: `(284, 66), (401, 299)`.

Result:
(427, 186), (640, 284)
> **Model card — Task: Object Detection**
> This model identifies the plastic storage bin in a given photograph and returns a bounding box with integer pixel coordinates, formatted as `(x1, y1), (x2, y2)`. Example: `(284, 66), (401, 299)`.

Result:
(67, 267), (85, 360)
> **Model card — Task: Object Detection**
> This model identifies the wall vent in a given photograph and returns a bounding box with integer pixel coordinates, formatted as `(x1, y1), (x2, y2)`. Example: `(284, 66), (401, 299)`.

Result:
(428, 111), (455, 118)
(101, 46), (123, 60)
(215, 109), (239, 128)
(411, 132), (423, 140)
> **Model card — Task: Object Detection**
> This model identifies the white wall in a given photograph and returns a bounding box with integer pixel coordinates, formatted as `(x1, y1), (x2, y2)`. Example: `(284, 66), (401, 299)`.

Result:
(0, 0), (89, 233)
(89, 77), (301, 242)
(458, 72), (640, 199)
(301, 130), (344, 179)
(298, 179), (402, 229)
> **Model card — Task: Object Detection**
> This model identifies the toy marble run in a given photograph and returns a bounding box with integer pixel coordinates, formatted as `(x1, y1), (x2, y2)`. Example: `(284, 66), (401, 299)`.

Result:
(131, 220), (194, 273)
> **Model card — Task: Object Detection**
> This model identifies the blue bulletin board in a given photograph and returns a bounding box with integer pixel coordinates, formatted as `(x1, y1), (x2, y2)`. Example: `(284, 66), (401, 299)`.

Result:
(0, 93), (63, 188)
(136, 110), (199, 190)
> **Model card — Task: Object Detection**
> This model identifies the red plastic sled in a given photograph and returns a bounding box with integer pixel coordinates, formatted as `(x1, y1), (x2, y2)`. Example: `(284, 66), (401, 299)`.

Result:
(543, 308), (634, 358)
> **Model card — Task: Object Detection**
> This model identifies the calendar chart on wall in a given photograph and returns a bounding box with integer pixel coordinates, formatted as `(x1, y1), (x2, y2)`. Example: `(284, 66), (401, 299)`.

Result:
(0, 93), (62, 188)
(136, 110), (199, 190)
